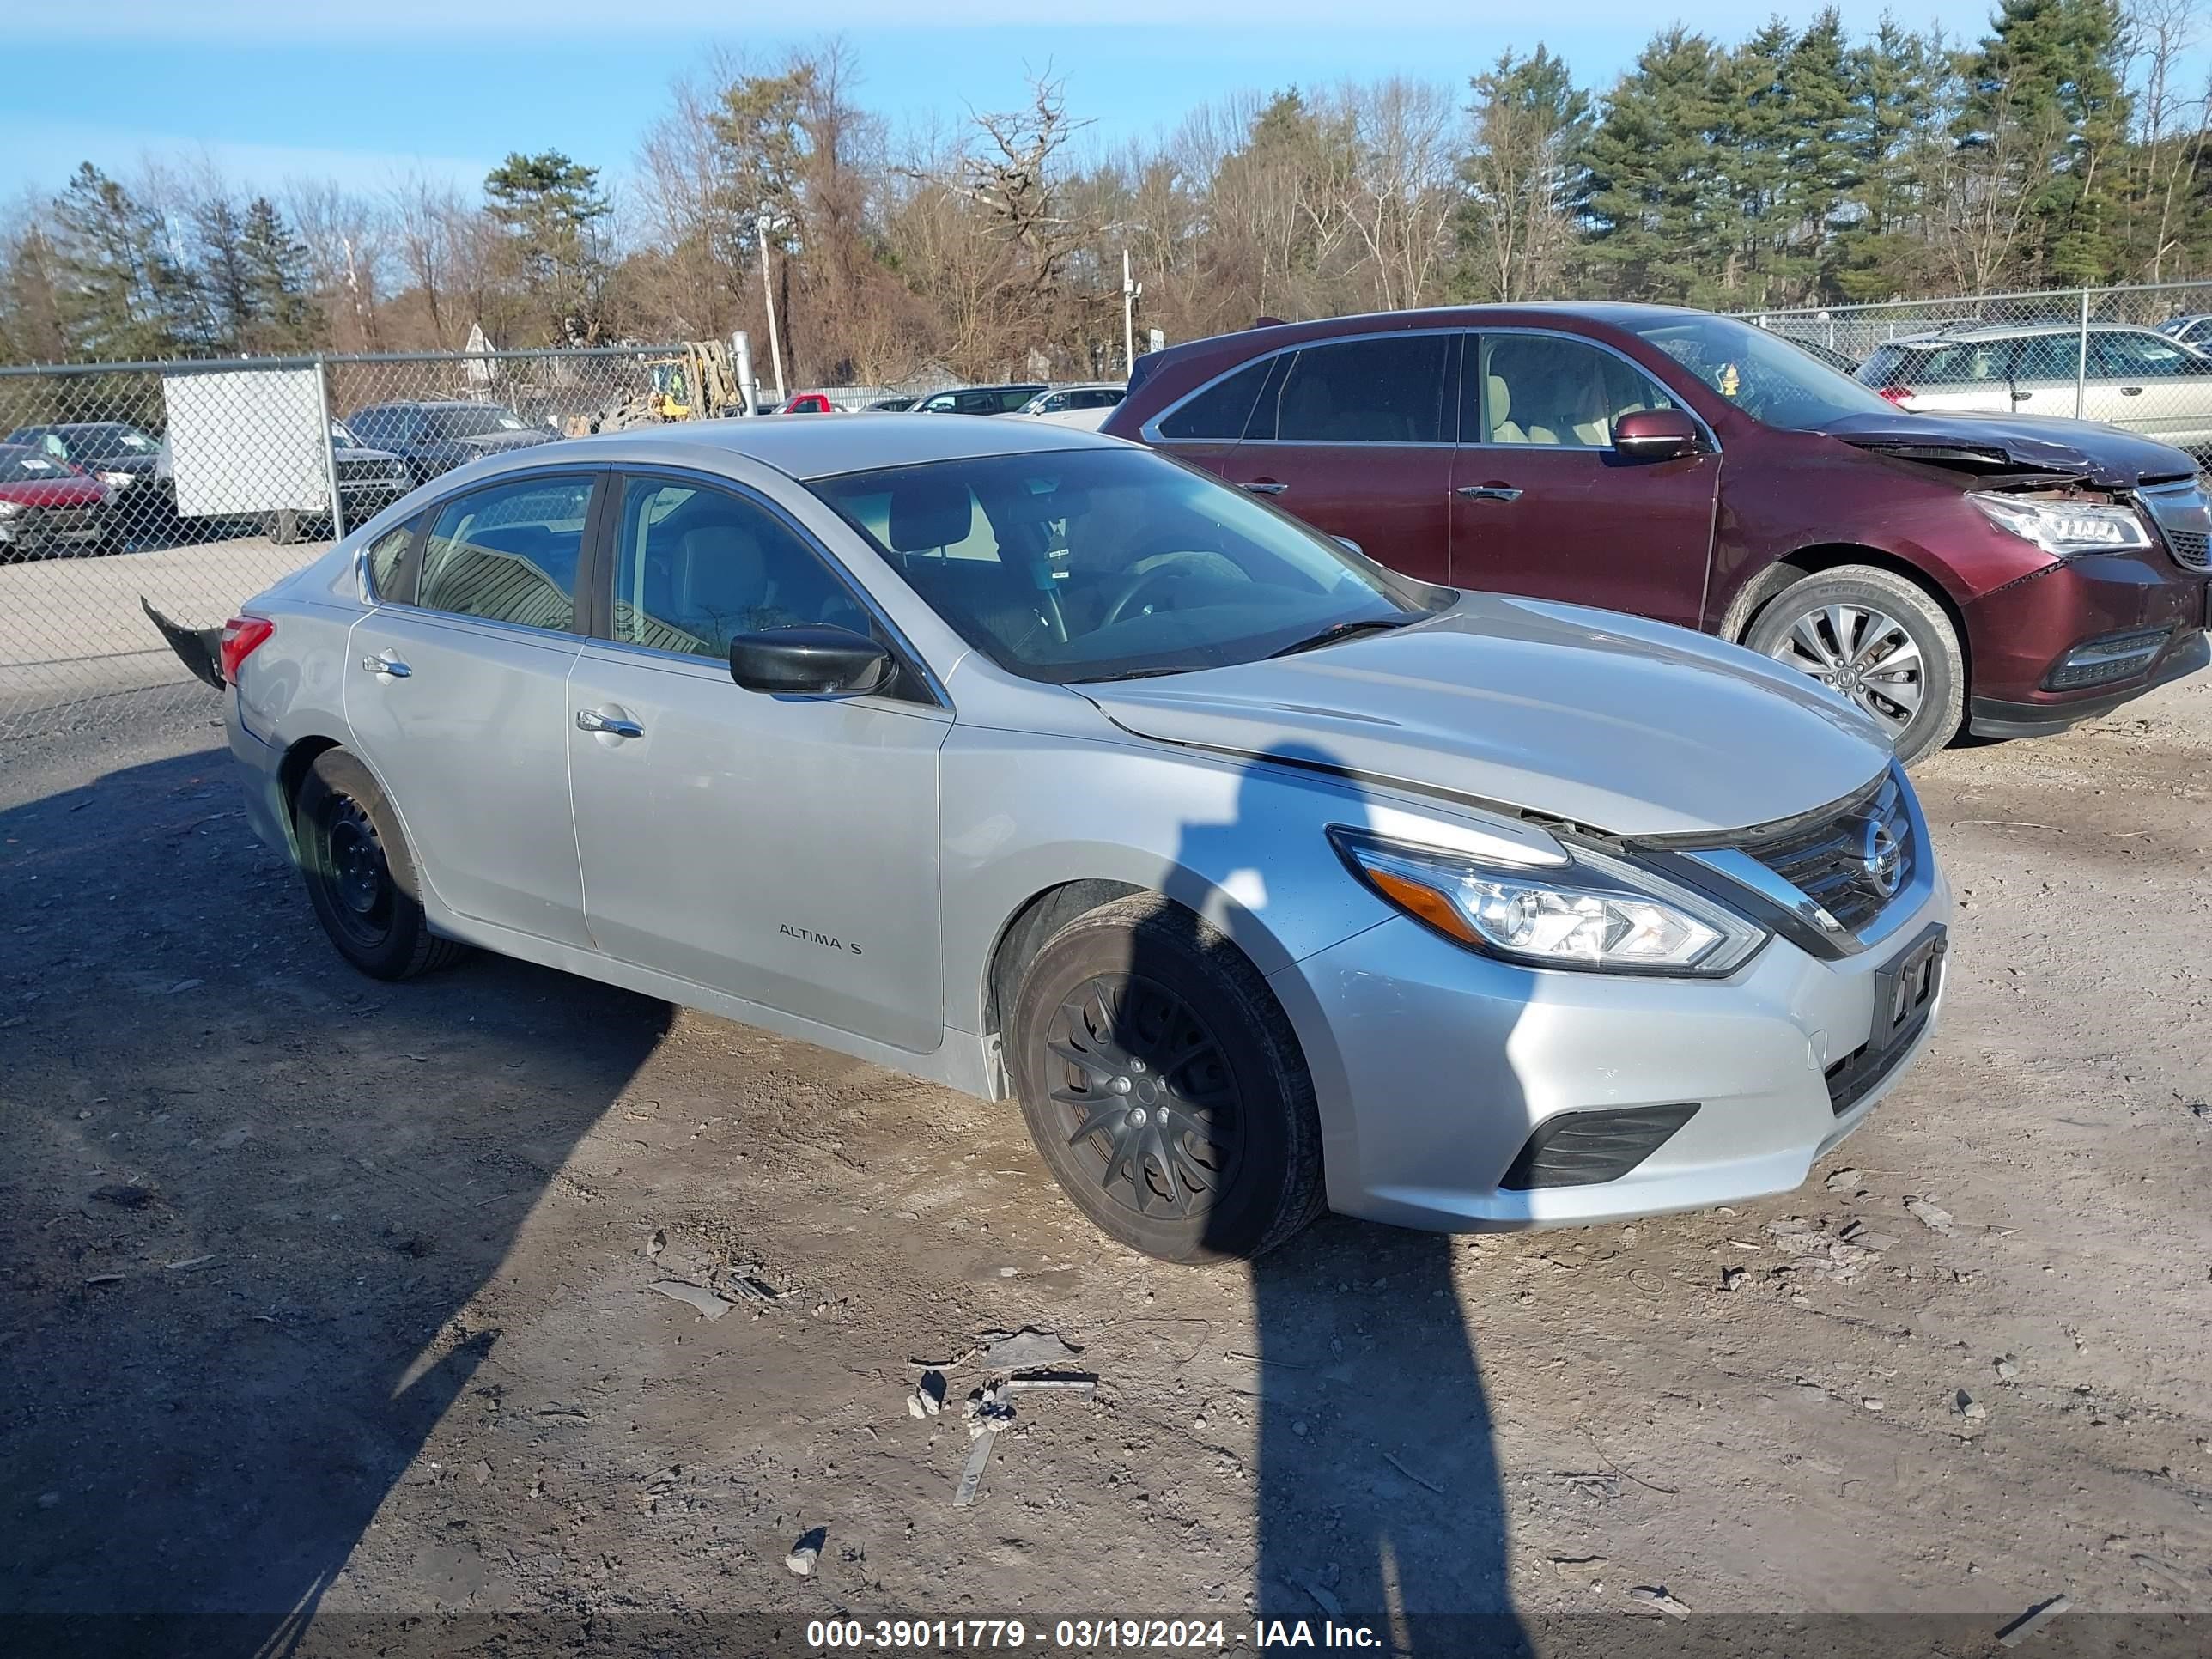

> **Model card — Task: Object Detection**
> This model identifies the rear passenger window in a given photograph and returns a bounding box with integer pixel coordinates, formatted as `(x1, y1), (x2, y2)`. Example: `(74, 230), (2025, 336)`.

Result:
(417, 473), (594, 632)
(1157, 358), (1274, 441)
(1271, 335), (1449, 444)
(2012, 336), (2080, 380)
(366, 519), (416, 602)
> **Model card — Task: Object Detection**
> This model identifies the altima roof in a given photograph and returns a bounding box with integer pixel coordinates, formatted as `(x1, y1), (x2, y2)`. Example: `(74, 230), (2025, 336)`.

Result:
(560, 411), (1122, 481)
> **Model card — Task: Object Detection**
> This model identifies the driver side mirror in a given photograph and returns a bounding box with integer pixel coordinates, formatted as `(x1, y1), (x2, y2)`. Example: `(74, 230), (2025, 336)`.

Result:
(1613, 408), (1703, 461)
(728, 624), (893, 697)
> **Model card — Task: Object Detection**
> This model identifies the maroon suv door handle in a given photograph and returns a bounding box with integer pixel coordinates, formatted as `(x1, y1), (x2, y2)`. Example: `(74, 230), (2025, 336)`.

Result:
(1455, 484), (1523, 503)
(2120, 386), (2145, 396)
(1243, 480), (1290, 495)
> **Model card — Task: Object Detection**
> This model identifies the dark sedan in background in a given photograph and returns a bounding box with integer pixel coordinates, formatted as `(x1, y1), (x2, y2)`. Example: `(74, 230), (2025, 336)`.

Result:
(344, 400), (553, 484)
(1103, 303), (2212, 763)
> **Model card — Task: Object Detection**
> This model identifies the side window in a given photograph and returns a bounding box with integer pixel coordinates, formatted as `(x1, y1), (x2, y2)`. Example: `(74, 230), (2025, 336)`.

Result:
(1272, 335), (1449, 444)
(1919, 343), (2013, 383)
(349, 410), (383, 446)
(41, 434), (68, 459)
(611, 477), (872, 659)
(2013, 335), (2081, 380)
(416, 472), (593, 631)
(1082, 388), (1124, 409)
(1477, 335), (1676, 448)
(365, 519), (417, 602)
(997, 388), (1037, 413)
(1041, 393), (1067, 412)
(1156, 357), (1273, 441)
(921, 393), (956, 413)
(2092, 331), (2193, 377)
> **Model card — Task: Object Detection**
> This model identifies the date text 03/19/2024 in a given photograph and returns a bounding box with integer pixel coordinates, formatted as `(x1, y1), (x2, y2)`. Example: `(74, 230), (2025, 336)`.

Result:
(805, 1619), (1385, 1650)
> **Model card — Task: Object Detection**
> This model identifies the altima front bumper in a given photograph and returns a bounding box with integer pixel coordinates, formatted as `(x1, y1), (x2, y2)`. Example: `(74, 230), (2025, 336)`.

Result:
(1267, 874), (1950, 1231)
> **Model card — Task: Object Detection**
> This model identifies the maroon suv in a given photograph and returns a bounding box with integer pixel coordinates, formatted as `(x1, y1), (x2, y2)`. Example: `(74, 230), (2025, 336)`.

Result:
(1102, 303), (2212, 763)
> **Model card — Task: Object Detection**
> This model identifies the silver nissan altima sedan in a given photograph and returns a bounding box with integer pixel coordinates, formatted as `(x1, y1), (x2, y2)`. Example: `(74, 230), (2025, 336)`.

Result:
(201, 415), (1948, 1261)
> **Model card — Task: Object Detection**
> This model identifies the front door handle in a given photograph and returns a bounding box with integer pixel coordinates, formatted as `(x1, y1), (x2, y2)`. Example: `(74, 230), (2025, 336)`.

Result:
(576, 708), (644, 738)
(1243, 480), (1290, 495)
(1455, 484), (1523, 503)
(361, 652), (411, 678)
(2121, 385), (2145, 396)
(2011, 389), (2033, 402)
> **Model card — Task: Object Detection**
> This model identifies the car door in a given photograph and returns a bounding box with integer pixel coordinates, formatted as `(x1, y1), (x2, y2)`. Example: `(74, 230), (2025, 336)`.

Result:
(343, 469), (601, 947)
(2085, 329), (2212, 447)
(1449, 331), (1717, 628)
(1886, 339), (2021, 415)
(1999, 333), (2085, 419)
(1210, 331), (1457, 583)
(565, 470), (951, 1054)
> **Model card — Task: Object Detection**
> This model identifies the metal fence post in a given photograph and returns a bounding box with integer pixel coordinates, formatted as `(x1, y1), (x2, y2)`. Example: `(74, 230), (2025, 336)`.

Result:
(2075, 288), (2090, 420)
(314, 353), (346, 543)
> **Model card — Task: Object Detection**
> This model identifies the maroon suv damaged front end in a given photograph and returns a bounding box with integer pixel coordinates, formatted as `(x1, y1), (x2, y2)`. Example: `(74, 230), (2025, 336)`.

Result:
(1106, 303), (2212, 757)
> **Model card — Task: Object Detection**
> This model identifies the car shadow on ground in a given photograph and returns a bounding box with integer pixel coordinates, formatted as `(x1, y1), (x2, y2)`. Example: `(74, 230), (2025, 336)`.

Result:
(0, 743), (671, 1653)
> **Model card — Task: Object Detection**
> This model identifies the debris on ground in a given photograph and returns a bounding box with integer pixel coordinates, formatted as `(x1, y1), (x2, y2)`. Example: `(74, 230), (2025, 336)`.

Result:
(1838, 1220), (1899, 1252)
(1006, 1373), (1096, 1395)
(951, 1431), (997, 1509)
(1720, 1266), (1747, 1292)
(1957, 1389), (1988, 1419)
(723, 1270), (785, 1304)
(1824, 1168), (1863, 1192)
(1996, 1592), (2070, 1646)
(1296, 1575), (1344, 1620)
(1764, 1218), (1879, 1281)
(1996, 1357), (2021, 1382)
(1905, 1196), (1958, 1237)
(980, 1327), (1080, 1373)
(1630, 1585), (1692, 1618)
(646, 1228), (665, 1259)
(785, 1527), (825, 1577)
(1383, 1449), (1444, 1494)
(90, 1182), (160, 1211)
(648, 1279), (732, 1322)
(908, 1371), (948, 1418)
(963, 1381), (1018, 1438)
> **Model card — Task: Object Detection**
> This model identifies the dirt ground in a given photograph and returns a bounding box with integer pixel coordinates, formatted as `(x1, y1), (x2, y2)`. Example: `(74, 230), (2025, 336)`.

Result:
(2, 672), (2209, 1657)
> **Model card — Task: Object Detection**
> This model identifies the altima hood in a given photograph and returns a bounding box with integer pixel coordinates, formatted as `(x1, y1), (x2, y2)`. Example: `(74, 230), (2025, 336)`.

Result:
(1815, 411), (2196, 488)
(1083, 595), (1893, 837)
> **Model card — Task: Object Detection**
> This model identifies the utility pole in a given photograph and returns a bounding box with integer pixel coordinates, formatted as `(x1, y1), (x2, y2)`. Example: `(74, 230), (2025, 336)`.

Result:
(758, 216), (787, 405)
(1121, 249), (1141, 377)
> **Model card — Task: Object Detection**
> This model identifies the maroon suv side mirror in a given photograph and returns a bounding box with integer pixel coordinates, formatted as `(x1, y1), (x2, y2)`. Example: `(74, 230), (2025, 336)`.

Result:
(1613, 408), (1702, 461)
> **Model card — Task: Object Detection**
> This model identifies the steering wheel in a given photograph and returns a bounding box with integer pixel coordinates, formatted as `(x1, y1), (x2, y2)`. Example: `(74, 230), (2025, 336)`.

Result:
(1100, 556), (1202, 629)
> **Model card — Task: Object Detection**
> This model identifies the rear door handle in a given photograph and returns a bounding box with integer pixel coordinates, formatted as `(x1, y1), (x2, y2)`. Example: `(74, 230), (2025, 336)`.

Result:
(1455, 485), (1523, 503)
(2010, 389), (2033, 402)
(1243, 480), (1289, 495)
(576, 708), (644, 738)
(2121, 385), (2145, 396)
(361, 652), (410, 678)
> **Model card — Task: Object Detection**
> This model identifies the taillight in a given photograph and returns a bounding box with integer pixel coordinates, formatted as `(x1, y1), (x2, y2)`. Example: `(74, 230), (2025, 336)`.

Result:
(218, 616), (274, 684)
(1878, 385), (1915, 405)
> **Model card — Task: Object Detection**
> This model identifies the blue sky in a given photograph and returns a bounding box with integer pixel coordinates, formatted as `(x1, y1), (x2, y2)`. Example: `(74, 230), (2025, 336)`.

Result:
(3, 2), (2022, 204)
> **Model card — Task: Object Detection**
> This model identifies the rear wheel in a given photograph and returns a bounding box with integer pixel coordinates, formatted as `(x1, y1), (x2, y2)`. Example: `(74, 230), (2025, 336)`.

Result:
(1744, 564), (1966, 766)
(295, 749), (467, 981)
(1010, 895), (1324, 1262)
(264, 508), (301, 545)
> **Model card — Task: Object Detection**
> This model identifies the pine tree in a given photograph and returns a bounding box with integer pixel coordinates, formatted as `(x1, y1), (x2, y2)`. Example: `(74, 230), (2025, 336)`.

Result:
(1456, 46), (1591, 301)
(49, 163), (195, 360)
(483, 150), (611, 344)
(193, 194), (254, 351)
(239, 197), (319, 350)
(1580, 29), (1737, 302)
(1832, 20), (1948, 297)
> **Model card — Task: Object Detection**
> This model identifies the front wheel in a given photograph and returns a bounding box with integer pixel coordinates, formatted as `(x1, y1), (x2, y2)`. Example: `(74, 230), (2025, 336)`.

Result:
(295, 749), (468, 981)
(1010, 895), (1325, 1262)
(1743, 565), (1966, 766)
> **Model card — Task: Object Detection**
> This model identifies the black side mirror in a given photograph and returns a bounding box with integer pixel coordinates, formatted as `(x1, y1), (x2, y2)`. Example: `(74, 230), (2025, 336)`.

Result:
(1613, 408), (1702, 461)
(728, 624), (893, 696)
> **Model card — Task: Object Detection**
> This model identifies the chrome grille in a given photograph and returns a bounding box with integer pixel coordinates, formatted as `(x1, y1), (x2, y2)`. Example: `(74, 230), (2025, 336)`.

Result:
(1741, 771), (1913, 935)
(2139, 480), (2211, 571)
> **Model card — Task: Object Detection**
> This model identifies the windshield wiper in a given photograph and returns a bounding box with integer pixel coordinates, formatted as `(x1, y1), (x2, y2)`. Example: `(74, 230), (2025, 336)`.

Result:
(1266, 617), (1409, 659)
(1078, 665), (1191, 684)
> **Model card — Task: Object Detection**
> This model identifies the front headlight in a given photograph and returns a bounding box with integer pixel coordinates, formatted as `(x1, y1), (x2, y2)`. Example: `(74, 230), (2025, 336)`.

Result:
(99, 471), (137, 488)
(0, 500), (21, 520)
(1331, 830), (1766, 976)
(1968, 491), (2153, 555)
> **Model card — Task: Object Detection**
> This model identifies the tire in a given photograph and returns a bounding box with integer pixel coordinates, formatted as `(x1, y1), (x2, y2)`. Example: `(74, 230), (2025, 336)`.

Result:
(264, 508), (301, 545)
(1009, 894), (1325, 1263)
(1742, 564), (1966, 767)
(294, 749), (468, 981)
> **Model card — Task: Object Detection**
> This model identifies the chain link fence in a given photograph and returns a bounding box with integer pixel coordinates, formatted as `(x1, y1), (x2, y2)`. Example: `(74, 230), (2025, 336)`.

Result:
(0, 344), (701, 742)
(1745, 277), (2212, 461)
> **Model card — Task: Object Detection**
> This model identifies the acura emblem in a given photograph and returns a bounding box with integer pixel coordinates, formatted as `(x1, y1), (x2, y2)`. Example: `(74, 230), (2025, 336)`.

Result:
(1861, 818), (1905, 898)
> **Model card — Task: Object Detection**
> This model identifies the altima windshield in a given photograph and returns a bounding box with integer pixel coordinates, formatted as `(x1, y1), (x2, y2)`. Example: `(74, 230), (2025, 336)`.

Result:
(811, 447), (1434, 684)
(1632, 313), (1899, 430)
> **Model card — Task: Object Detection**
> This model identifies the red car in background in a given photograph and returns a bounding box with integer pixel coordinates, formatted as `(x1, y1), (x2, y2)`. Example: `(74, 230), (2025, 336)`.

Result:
(780, 392), (841, 415)
(0, 443), (111, 559)
(1103, 303), (2212, 763)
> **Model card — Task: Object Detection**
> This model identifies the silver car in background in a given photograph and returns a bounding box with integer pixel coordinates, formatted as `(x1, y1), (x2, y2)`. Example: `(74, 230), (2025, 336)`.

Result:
(204, 416), (1949, 1261)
